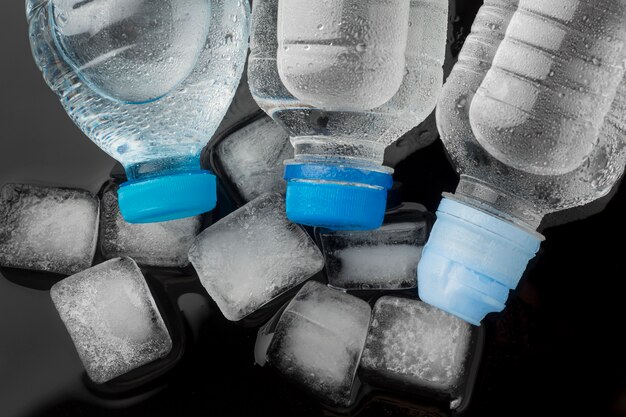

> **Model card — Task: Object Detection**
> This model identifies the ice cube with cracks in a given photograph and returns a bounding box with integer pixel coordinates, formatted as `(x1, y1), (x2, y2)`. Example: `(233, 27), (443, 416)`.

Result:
(214, 115), (293, 203)
(188, 193), (324, 321)
(359, 296), (475, 406)
(99, 186), (202, 268)
(264, 281), (371, 408)
(0, 183), (99, 275)
(50, 257), (172, 384)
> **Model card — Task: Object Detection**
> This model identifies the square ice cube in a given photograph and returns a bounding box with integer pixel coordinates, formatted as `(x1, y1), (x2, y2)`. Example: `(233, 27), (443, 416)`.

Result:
(0, 183), (99, 275)
(320, 221), (428, 290)
(359, 296), (473, 396)
(50, 257), (172, 384)
(266, 281), (371, 408)
(188, 193), (324, 321)
(214, 116), (293, 202)
(99, 187), (202, 268)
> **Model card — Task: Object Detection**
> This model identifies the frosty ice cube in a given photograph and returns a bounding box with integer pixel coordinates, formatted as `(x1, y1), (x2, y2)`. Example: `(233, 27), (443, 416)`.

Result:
(319, 220), (429, 291)
(214, 116), (293, 203)
(0, 183), (99, 275)
(359, 296), (474, 399)
(188, 193), (324, 321)
(99, 187), (202, 268)
(50, 257), (172, 384)
(266, 281), (371, 408)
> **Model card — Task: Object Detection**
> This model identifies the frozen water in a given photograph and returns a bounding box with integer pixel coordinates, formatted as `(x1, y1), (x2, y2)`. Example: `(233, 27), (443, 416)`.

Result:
(437, 0), (626, 225)
(359, 296), (473, 394)
(50, 257), (172, 384)
(51, 0), (211, 103)
(249, 0), (448, 165)
(277, 0), (410, 111)
(470, 0), (626, 175)
(267, 281), (371, 407)
(29, 0), (249, 169)
(335, 245), (422, 288)
(99, 187), (202, 267)
(0, 184), (99, 275)
(188, 193), (324, 321)
(216, 116), (293, 202)
(320, 222), (428, 290)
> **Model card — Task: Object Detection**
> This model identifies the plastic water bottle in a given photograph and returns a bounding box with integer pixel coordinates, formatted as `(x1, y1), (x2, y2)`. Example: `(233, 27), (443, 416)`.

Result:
(248, 0), (448, 230)
(27, 0), (249, 223)
(419, 0), (626, 325)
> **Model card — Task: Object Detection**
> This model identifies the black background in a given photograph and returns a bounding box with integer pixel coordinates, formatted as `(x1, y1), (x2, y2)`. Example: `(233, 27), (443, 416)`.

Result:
(1, 1), (626, 416)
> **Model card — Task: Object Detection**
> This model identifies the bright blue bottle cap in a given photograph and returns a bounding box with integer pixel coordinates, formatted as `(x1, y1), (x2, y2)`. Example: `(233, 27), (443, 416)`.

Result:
(118, 170), (216, 223)
(417, 196), (543, 325)
(284, 163), (393, 230)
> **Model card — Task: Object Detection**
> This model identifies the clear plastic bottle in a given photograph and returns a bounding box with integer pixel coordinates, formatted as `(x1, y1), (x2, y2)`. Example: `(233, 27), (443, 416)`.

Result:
(419, 0), (626, 325)
(248, 0), (448, 230)
(27, 0), (249, 223)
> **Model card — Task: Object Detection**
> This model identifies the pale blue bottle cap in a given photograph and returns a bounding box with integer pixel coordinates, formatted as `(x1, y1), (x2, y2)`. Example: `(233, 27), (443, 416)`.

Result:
(118, 170), (216, 223)
(417, 196), (542, 325)
(284, 163), (393, 230)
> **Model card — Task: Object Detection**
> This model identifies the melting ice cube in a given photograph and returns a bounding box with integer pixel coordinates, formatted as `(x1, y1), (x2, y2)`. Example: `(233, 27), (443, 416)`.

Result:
(0, 183), (99, 275)
(188, 193), (324, 321)
(266, 281), (371, 408)
(50, 257), (172, 383)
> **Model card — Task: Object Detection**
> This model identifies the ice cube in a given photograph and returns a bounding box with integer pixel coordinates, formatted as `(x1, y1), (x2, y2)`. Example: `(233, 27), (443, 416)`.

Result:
(359, 296), (473, 396)
(50, 257), (172, 384)
(188, 193), (324, 321)
(266, 281), (371, 408)
(99, 187), (202, 268)
(214, 116), (293, 202)
(320, 221), (428, 290)
(0, 183), (99, 275)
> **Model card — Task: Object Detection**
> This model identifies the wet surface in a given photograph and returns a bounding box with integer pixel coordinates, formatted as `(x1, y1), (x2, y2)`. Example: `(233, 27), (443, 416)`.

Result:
(1, 0), (626, 416)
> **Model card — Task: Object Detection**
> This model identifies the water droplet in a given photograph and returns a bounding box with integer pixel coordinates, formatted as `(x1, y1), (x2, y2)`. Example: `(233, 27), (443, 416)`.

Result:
(356, 43), (367, 52)
(56, 11), (68, 26)
(456, 97), (467, 109)
(304, 45), (310, 50)
(317, 24), (324, 30)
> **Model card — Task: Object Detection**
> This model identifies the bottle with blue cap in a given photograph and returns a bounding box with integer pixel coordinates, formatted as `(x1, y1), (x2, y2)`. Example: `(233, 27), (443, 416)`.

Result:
(27, 0), (249, 223)
(248, 0), (448, 230)
(420, 0), (626, 325)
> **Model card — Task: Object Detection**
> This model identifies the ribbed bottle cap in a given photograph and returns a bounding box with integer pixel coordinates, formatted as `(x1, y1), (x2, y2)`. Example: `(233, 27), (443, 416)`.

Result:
(118, 170), (216, 223)
(284, 163), (393, 230)
(417, 197), (542, 325)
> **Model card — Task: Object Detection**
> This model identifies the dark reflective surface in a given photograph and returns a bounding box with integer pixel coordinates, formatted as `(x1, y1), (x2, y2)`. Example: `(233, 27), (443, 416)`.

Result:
(1, 0), (626, 416)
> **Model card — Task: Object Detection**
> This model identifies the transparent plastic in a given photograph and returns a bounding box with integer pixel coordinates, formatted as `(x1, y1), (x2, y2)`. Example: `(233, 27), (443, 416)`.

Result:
(419, 0), (626, 324)
(471, 0), (626, 176)
(27, 0), (249, 222)
(248, 0), (448, 229)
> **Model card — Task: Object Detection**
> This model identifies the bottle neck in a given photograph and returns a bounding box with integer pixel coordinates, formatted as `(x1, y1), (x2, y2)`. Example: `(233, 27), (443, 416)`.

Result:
(453, 176), (544, 232)
(290, 135), (388, 171)
(124, 156), (203, 182)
